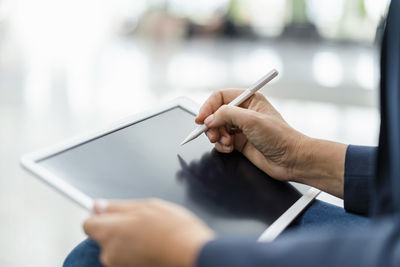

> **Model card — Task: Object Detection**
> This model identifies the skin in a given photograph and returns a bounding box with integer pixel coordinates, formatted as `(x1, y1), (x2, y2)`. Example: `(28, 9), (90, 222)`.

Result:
(84, 89), (348, 267)
(84, 199), (215, 267)
(196, 89), (347, 198)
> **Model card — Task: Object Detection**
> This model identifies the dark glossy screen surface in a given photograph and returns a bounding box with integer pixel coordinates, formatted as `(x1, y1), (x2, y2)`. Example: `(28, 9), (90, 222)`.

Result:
(38, 106), (306, 237)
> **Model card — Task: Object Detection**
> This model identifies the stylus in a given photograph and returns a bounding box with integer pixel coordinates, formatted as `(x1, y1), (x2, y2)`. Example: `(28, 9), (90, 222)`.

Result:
(180, 69), (279, 146)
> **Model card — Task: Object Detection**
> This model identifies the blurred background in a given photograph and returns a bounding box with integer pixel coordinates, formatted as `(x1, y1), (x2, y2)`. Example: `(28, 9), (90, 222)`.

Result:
(0, 0), (389, 266)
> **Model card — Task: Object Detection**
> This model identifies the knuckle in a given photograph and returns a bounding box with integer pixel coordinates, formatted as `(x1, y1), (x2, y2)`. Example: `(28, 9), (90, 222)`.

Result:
(208, 90), (222, 104)
(218, 104), (230, 115)
(83, 219), (92, 234)
(212, 90), (221, 98)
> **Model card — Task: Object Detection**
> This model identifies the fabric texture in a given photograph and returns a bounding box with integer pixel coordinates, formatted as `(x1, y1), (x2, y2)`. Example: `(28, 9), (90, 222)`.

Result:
(343, 145), (377, 215)
(63, 239), (104, 267)
(375, 0), (400, 216)
(197, 216), (400, 267)
(287, 199), (370, 234)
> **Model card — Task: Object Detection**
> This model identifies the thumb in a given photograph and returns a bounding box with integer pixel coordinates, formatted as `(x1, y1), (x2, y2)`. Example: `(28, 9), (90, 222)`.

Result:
(204, 105), (257, 130)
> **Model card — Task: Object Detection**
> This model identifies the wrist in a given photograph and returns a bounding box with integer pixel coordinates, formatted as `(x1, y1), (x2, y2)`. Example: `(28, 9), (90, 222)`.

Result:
(287, 134), (314, 183)
(289, 136), (347, 198)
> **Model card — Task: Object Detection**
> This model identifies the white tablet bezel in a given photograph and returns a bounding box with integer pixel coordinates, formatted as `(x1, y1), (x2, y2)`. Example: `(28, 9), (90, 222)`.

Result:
(20, 96), (320, 241)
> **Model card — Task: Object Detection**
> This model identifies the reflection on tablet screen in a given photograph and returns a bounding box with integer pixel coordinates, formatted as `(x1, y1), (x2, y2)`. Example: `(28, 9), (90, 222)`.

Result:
(38, 107), (305, 237)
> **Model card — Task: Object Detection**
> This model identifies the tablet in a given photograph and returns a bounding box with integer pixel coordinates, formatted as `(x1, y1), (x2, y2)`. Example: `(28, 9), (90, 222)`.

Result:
(21, 97), (320, 241)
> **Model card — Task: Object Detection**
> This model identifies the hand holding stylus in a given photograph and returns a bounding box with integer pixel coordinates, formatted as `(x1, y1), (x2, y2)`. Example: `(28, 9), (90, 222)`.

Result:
(181, 69), (278, 146)
(194, 87), (308, 182)
(195, 88), (347, 198)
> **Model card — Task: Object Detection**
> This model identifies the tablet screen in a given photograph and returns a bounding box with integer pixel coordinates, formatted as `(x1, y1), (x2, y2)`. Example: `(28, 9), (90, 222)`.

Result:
(38, 106), (306, 238)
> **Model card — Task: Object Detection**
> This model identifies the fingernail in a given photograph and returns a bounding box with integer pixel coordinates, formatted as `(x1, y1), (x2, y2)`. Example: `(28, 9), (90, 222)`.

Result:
(220, 136), (229, 146)
(206, 130), (213, 139)
(222, 145), (231, 152)
(204, 114), (214, 125)
(94, 199), (109, 214)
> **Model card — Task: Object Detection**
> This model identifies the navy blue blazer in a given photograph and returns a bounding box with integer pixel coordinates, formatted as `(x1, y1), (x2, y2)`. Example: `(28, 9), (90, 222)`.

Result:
(196, 1), (400, 266)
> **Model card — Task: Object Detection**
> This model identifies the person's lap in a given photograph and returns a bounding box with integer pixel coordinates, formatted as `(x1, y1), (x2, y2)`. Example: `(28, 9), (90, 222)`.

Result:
(64, 238), (103, 267)
(63, 200), (369, 267)
(281, 199), (370, 238)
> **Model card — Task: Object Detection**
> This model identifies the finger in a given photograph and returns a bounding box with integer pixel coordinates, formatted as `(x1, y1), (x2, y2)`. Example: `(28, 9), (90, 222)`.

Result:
(195, 89), (246, 124)
(83, 213), (127, 242)
(232, 132), (248, 152)
(83, 215), (110, 239)
(93, 199), (109, 214)
(103, 200), (144, 213)
(204, 105), (259, 130)
(205, 128), (220, 143)
(94, 199), (135, 214)
(102, 198), (167, 214)
(215, 142), (234, 153)
(219, 126), (233, 146)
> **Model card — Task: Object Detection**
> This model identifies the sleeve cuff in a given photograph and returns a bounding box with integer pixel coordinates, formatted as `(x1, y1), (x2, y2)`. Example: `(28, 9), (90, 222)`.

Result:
(344, 145), (377, 215)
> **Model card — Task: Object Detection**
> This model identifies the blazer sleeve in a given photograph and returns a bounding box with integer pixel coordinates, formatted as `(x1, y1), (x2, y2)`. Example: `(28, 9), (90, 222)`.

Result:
(343, 145), (377, 215)
(197, 217), (400, 267)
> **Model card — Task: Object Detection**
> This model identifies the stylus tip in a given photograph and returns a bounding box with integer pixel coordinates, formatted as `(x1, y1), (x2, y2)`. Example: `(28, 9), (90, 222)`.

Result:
(180, 125), (206, 146)
(180, 139), (189, 146)
(180, 135), (192, 146)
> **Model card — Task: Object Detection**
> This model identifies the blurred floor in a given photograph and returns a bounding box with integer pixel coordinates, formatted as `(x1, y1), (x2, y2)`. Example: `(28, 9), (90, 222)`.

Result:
(0, 32), (379, 266)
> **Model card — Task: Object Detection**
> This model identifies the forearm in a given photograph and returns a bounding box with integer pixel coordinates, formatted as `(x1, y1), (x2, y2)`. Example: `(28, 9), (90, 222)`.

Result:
(197, 217), (400, 267)
(291, 136), (347, 198)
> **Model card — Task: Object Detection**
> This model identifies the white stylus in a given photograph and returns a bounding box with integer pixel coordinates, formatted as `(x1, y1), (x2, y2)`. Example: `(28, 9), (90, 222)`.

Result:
(180, 69), (279, 146)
